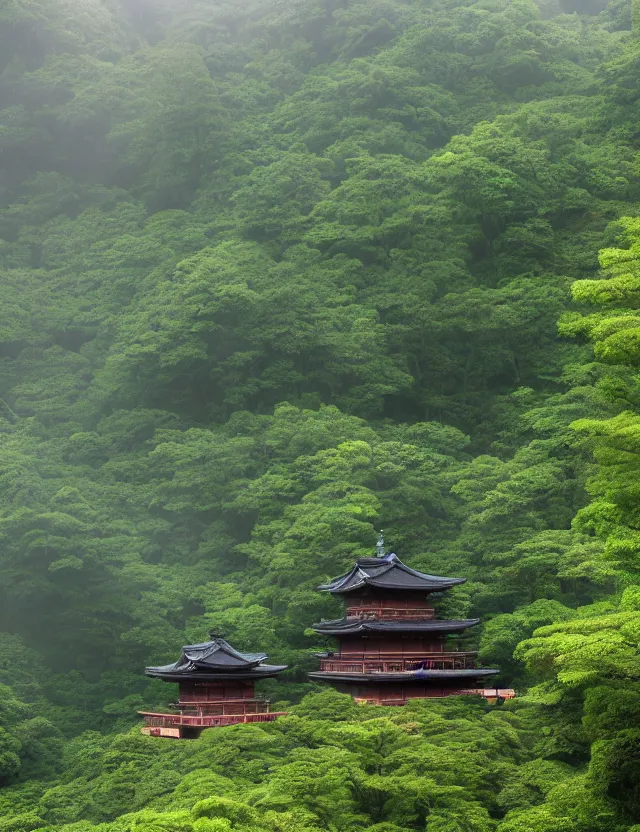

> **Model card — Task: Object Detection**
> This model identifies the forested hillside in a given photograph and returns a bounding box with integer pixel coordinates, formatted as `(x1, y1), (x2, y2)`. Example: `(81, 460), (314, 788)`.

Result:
(1, 0), (640, 829)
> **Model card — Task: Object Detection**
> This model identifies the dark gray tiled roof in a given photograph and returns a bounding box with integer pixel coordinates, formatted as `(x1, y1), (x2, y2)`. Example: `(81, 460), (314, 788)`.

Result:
(318, 553), (465, 594)
(145, 637), (287, 681)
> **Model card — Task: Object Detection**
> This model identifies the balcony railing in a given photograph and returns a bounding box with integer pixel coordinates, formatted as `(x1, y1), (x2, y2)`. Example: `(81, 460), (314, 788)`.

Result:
(319, 652), (478, 673)
(324, 651), (475, 659)
(176, 696), (270, 705)
(173, 702), (268, 716)
(140, 711), (287, 729)
(345, 606), (435, 621)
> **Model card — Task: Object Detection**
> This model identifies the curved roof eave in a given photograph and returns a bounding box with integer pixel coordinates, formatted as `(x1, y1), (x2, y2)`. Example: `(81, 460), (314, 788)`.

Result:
(312, 618), (480, 634)
(318, 555), (466, 594)
(145, 664), (288, 682)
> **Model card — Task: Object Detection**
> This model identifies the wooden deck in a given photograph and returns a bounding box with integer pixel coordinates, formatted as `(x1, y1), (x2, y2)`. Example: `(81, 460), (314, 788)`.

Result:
(140, 710), (287, 737)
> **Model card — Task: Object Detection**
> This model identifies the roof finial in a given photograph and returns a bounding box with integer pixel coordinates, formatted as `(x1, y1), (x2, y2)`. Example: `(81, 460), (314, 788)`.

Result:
(376, 530), (385, 557)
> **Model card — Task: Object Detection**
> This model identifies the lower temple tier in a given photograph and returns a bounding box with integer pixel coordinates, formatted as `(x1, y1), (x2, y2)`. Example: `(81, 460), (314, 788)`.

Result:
(140, 693), (288, 738)
(140, 707), (287, 738)
(308, 667), (504, 704)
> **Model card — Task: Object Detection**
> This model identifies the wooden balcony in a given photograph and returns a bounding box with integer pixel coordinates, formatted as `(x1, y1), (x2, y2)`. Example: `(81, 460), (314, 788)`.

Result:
(140, 711), (287, 731)
(173, 698), (268, 715)
(319, 652), (478, 673)
(345, 605), (435, 621)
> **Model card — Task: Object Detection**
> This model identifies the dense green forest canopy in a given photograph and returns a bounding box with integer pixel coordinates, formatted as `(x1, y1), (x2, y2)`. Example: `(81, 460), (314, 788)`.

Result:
(1, 0), (640, 829)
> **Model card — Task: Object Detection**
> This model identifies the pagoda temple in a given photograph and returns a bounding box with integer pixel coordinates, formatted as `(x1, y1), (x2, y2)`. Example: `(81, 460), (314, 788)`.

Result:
(309, 536), (510, 705)
(140, 635), (287, 738)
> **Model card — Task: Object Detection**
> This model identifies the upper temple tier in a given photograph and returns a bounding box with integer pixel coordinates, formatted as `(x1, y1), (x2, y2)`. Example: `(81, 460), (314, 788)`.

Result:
(318, 552), (466, 594)
(145, 637), (287, 682)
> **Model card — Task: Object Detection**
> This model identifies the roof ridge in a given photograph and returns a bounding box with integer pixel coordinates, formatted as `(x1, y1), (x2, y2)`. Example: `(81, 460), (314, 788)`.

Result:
(393, 560), (465, 583)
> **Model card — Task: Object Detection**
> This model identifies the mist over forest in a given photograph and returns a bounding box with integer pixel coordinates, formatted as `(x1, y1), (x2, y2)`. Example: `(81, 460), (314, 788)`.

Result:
(1, 0), (640, 829)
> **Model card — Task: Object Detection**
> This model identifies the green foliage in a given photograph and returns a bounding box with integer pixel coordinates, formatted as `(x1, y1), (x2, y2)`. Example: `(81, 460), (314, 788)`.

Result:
(1, 0), (640, 830)
(0, 696), (534, 832)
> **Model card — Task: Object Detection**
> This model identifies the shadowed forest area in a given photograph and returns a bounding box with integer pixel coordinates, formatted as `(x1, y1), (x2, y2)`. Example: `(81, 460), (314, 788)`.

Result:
(1, 0), (640, 829)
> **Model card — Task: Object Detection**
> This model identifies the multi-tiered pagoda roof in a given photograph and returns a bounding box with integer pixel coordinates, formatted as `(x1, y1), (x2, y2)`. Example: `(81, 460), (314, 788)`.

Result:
(309, 539), (502, 702)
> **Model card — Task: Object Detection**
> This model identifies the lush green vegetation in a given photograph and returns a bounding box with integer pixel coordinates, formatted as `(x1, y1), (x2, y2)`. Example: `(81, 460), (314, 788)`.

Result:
(1, 0), (640, 829)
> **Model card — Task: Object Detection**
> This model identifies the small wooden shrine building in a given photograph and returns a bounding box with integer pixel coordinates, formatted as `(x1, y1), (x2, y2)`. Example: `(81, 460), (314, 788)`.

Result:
(309, 536), (512, 705)
(140, 635), (287, 738)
